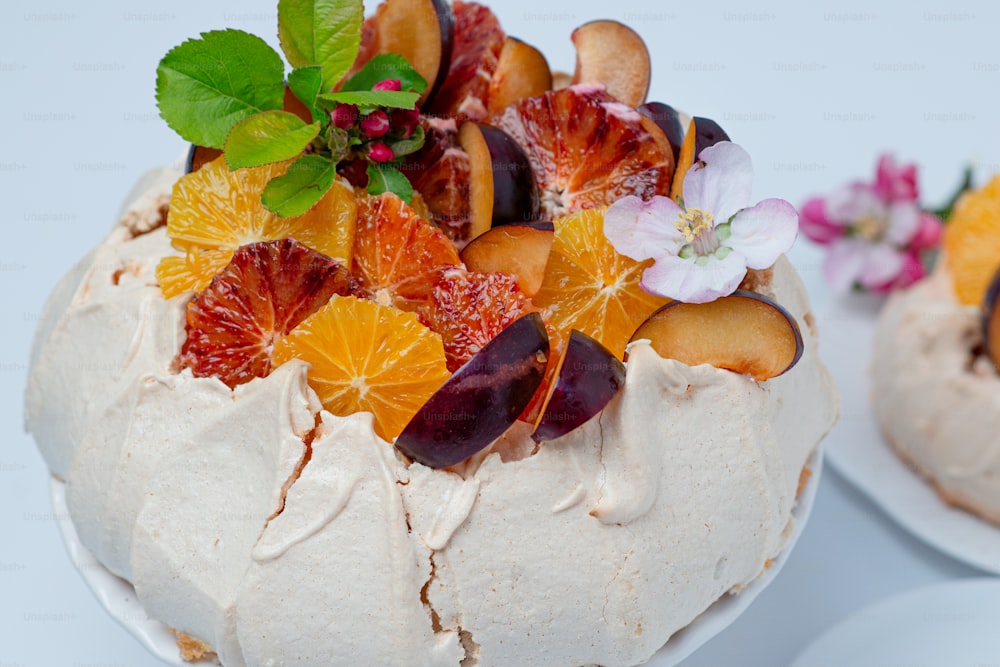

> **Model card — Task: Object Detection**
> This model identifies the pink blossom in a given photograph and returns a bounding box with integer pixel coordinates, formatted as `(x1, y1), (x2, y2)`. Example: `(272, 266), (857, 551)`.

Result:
(800, 153), (942, 294)
(367, 142), (394, 163)
(391, 108), (421, 138)
(360, 110), (390, 138)
(331, 103), (358, 130)
(373, 78), (402, 92)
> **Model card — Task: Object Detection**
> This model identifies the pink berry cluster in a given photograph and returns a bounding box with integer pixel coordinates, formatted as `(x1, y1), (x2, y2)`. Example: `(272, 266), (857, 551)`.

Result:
(330, 78), (421, 163)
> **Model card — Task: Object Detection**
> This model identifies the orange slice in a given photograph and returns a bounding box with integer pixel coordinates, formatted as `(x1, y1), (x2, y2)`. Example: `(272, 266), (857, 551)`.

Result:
(533, 207), (670, 359)
(273, 295), (451, 441)
(351, 193), (463, 311)
(157, 156), (357, 298)
(944, 175), (1000, 306)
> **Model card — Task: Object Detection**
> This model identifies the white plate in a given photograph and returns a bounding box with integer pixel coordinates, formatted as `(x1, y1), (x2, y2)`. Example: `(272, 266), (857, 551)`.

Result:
(820, 294), (1000, 574)
(51, 447), (822, 667)
(789, 578), (1000, 667)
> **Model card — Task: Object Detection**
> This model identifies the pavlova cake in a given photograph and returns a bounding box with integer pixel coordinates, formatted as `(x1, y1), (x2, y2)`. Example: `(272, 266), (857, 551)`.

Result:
(25, 1), (838, 665)
(872, 176), (1000, 525)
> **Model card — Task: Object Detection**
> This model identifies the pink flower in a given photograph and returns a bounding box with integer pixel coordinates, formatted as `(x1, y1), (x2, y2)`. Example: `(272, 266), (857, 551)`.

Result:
(331, 103), (358, 130)
(605, 142), (798, 304)
(360, 110), (390, 138)
(799, 153), (942, 293)
(373, 78), (402, 92)
(367, 142), (394, 163)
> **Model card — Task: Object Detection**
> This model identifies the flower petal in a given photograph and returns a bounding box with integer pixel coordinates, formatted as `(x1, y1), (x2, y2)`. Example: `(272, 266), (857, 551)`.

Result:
(799, 197), (845, 244)
(640, 251), (747, 304)
(884, 201), (921, 246)
(728, 198), (799, 269)
(603, 195), (684, 261)
(857, 243), (905, 289)
(910, 212), (943, 250)
(825, 182), (883, 224)
(874, 154), (919, 203)
(823, 238), (868, 292)
(682, 141), (752, 222)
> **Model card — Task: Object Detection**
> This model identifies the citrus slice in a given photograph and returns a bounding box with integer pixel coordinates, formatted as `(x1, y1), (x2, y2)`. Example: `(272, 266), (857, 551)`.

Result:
(533, 207), (670, 359)
(273, 295), (451, 441)
(178, 239), (357, 389)
(419, 269), (536, 371)
(158, 156), (357, 298)
(351, 192), (463, 311)
(944, 175), (1000, 305)
(493, 86), (674, 220)
(426, 0), (505, 120)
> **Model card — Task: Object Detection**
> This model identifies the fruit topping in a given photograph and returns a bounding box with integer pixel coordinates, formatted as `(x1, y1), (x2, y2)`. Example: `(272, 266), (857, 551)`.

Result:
(671, 116), (731, 200)
(350, 193), (463, 310)
(157, 156), (357, 298)
(274, 295), (451, 442)
(531, 330), (625, 443)
(570, 20), (651, 109)
(178, 239), (357, 389)
(459, 222), (554, 297)
(403, 118), (473, 243)
(184, 145), (222, 174)
(494, 86), (674, 220)
(458, 121), (540, 239)
(419, 269), (536, 372)
(426, 1), (505, 119)
(395, 312), (549, 469)
(350, 0), (455, 104)
(533, 207), (669, 359)
(629, 290), (804, 382)
(944, 175), (1000, 306)
(983, 266), (1000, 371)
(637, 102), (684, 166)
(486, 37), (553, 116)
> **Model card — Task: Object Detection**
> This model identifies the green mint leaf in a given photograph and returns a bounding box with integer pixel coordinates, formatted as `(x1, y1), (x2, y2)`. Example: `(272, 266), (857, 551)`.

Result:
(278, 0), (363, 90)
(341, 54), (428, 95)
(318, 90), (420, 110)
(385, 125), (425, 159)
(367, 162), (413, 202)
(224, 111), (321, 170)
(262, 154), (337, 217)
(287, 66), (325, 122)
(156, 29), (286, 148)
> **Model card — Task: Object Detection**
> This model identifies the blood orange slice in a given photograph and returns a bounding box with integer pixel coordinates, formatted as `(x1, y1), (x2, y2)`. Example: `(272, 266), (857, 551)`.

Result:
(533, 207), (670, 359)
(404, 118), (472, 243)
(273, 295), (451, 442)
(351, 193), (463, 311)
(426, 1), (505, 121)
(494, 85), (674, 220)
(178, 239), (357, 389)
(419, 269), (536, 371)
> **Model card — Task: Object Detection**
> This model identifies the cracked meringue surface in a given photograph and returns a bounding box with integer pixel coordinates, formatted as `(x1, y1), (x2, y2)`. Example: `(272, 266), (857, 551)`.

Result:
(26, 167), (838, 667)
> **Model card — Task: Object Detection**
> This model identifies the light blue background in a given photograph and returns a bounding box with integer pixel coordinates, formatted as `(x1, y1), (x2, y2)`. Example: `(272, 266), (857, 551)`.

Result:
(1, 0), (994, 665)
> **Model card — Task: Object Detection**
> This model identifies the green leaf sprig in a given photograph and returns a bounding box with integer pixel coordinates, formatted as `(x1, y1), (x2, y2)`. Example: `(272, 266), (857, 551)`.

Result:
(155, 0), (428, 216)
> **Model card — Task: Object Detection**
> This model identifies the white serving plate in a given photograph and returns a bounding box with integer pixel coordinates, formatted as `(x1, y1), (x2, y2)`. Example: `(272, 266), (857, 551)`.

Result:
(51, 446), (822, 666)
(789, 578), (1000, 667)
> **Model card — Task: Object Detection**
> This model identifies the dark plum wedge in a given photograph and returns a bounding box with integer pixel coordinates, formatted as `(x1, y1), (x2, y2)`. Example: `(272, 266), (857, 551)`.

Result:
(531, 330), (625, 443)
(671, 116), (731, 199)
(629, 290), (803, 382)
(983, 265), (1000, 371)
(570, 20), (650, 108)
(487, 37), (553, 116)
(459, 222), (553, 297)
(692, 116), (731, 158)
(638, 102), (684, 166)
(395, 312), (549, 469)
(458, 121), (540, 240)
(363, 0), (455, 104)
(184, 144), (223, 174)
